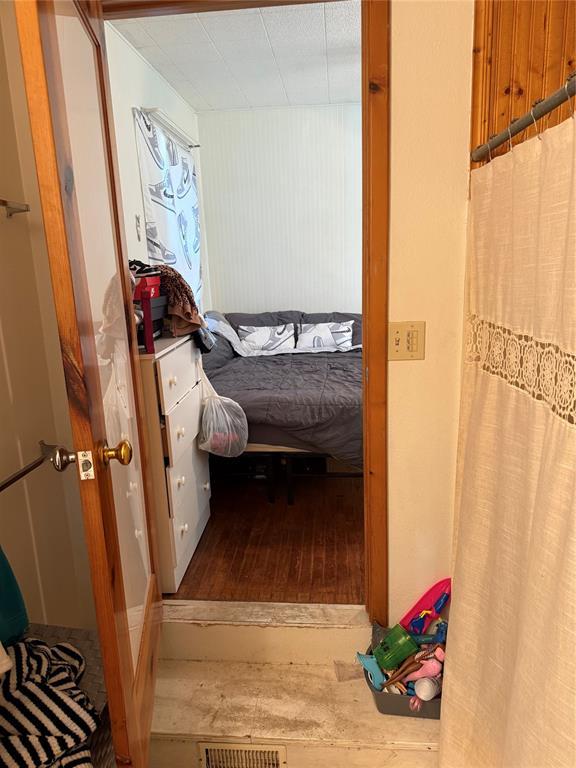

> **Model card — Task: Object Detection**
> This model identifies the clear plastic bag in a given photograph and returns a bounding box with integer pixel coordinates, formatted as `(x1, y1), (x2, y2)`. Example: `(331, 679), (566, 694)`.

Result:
(198, 371), (248, 457)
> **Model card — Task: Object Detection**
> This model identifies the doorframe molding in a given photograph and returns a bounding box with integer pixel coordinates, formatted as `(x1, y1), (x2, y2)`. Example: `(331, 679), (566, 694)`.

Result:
(102, 0), (344, 20)
(361, 0), (390, 625)
(100, 0), (391, 626)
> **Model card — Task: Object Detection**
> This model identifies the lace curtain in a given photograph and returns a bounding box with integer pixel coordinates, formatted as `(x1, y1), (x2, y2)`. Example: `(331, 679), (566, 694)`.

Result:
(439, 116), (576, 767)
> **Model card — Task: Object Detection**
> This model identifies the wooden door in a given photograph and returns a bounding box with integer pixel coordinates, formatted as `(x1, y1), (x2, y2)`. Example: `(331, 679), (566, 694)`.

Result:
(14, 1), (161, 765)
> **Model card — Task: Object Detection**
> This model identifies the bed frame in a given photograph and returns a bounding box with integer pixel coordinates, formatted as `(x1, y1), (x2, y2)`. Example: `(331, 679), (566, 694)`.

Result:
(241, 444), (362, 505)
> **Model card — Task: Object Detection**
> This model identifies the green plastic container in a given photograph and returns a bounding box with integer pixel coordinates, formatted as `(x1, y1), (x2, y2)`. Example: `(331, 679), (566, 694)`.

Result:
(373, 624), (418, 670)
(0, 547), (28, 645)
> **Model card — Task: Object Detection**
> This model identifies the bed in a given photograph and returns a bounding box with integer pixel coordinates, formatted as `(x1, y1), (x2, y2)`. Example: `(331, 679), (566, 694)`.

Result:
(202, 311), (363, 468)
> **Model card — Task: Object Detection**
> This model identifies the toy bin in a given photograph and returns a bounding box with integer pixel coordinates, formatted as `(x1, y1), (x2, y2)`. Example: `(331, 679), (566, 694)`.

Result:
(364, 626), (442, 720)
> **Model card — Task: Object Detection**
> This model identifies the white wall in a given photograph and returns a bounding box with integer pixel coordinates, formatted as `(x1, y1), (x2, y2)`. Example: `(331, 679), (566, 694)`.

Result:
(105, 24), (211, 307)
(198, 105), (362, 314)
(388, 0), (474, 621)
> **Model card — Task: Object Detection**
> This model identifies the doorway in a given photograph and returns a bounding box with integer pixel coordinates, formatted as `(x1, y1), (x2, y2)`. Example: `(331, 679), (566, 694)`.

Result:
(103, 0), (390, 622)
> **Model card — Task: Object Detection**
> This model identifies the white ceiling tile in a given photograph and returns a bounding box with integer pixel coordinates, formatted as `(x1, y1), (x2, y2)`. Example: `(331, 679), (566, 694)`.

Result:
(285, 83), (330, 106)
(170, 80), (212, 112)
(272, 37), (327, 59)
(215, 38), (274, 64)
(279, 50), (329, 106)
(199, 89), (249, 110)
(325, 0), (361, 50)
(328, 54), (361, 103)
(169, 41), (222, 65)
(142, 15), (210, 46)
(180, 60), (233, 83)
(136, 45), (171, 68)
(240, 87), (288, 108)
(152, 60), (186, 83)
(200, 12), (268, 43)
(113, 2), (355, 111)
(262, 6), (326, 47)
(232, 60), (280, 80)
(233, 72), (287, 105)
(277, 54), (327, 79)
(111, 21), (155, 49)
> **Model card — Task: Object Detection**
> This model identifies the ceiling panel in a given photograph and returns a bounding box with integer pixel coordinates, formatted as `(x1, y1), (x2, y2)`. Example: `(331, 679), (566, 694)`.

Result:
(325, 0), (361, 50)
(200, 10), (269, 43)
(169, 41), (222, 65)
(110, 1), (360, 111)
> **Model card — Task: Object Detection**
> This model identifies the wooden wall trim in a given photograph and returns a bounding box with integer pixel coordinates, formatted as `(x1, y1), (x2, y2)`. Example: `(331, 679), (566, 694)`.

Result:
(471, 0), (575, 165)
(102, 0), (344, 20)
(362, 0), (390, 626)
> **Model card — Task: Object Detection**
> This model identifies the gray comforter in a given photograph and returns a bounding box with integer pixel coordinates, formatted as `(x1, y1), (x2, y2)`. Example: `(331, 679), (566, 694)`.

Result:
(203, 311), (363, 467)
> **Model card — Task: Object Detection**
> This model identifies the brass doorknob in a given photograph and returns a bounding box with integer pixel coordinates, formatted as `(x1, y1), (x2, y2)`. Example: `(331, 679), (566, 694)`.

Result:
(100, 439), (133, 466)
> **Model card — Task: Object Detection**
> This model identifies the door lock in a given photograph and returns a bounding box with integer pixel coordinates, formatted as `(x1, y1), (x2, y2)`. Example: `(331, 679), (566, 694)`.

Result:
(100, 439), (133, 466)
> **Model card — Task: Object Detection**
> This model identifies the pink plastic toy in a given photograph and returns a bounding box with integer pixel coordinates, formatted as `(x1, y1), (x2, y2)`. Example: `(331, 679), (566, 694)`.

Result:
(399, 578), (451, 635)
(403, 657), (443, 683)
(382, 645), (445, 691)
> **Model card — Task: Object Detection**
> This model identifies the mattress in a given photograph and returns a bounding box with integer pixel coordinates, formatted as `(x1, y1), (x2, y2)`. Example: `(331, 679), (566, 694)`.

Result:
(203, 311), (363, 467)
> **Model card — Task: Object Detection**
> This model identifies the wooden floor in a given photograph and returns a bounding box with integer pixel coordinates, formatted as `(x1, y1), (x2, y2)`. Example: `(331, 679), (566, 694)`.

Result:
(170, 475), (364, 604)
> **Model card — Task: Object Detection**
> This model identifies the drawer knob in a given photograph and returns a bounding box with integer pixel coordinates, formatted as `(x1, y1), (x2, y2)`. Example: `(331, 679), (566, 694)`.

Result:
(168, 375), (178, 387)
(180, 523), (189, 534)
(177, 475), (186, 487)
(176, 427), (186, 439)
(202, 482), (210, 491)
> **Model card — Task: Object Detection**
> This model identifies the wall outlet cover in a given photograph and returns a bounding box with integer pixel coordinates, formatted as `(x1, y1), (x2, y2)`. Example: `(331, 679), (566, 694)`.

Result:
(388, 321), (426, 361)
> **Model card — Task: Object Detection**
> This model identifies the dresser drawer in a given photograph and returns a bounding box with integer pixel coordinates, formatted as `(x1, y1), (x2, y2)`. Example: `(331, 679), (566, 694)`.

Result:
(164, 384), (201, 466)
(192, 448), (211, 510)
(171, 501), (206, 568)
(171, 511), (193, 567)
(157, 340), (199, 414)
(166, 449), (198, 515)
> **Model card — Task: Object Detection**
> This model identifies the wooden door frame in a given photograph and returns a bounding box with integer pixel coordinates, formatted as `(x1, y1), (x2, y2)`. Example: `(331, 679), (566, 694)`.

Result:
(102, 0), (344, 19)
(14, 1), (161, 764)
(99, 0), (391, 625)
(361, 0), (389, 625)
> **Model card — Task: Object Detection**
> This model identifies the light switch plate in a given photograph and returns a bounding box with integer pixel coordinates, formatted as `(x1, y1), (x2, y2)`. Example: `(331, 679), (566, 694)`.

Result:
(388, 321), (426, 360)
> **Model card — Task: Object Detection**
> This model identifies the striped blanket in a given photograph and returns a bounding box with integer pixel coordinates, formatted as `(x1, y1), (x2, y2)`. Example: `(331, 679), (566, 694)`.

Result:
(0, 639), (99, 767)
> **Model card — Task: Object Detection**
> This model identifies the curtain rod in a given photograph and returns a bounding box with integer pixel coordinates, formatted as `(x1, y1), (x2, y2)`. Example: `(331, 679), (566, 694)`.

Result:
(141, 107), (200, 150)
(471, 72), (575, 162)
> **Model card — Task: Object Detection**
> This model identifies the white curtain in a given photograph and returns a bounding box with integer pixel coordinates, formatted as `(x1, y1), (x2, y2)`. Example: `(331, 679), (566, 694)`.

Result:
(439, 116), (576, 768)
(133, 108), (203, 305)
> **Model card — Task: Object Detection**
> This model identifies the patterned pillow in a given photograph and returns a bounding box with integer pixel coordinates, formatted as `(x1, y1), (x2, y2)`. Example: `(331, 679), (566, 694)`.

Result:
(296, 321), (354, 352)
(238, 324), (296, 355)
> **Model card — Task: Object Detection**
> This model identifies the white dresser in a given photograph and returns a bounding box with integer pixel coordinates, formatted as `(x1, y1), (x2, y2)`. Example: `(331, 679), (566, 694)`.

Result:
(140, 336), (211, 593)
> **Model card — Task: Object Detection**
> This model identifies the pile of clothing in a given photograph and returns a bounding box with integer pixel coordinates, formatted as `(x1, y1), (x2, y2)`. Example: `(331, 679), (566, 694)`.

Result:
(0, 639), (99, 768)
(129, 260), (203, 337)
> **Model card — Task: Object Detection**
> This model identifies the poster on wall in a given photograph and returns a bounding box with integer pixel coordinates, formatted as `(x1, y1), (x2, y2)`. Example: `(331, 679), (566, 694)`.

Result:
(133, 107), (203, 306)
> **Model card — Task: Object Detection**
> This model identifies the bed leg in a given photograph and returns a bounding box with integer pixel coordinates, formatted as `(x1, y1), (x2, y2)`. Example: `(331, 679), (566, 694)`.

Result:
(286, 455), (294, 506)
(267, 456), (276, 504)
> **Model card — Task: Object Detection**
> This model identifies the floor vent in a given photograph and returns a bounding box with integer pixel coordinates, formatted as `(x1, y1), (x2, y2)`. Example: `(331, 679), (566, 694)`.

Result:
(198, 742), (287, 768)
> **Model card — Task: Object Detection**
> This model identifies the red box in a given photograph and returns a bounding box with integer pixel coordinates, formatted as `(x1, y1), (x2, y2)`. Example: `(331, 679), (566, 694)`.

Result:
(133, 275), (160, 300)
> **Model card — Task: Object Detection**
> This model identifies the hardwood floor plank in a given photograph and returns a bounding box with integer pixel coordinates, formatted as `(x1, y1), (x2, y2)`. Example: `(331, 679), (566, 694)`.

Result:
(169, 476), (364, 604)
